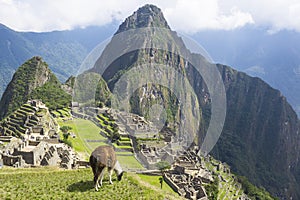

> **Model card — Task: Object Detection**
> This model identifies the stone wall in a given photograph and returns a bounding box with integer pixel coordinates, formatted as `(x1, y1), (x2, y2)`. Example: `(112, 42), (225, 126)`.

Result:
(13, 151), (34, 164)
(163, 173), (184, 196)
(136, 151), (156, 169)
(0, 136), (13, 142)
(2, 154), (25, 167)
(1, 137), (77, 169)
(33, 142), (49, 165)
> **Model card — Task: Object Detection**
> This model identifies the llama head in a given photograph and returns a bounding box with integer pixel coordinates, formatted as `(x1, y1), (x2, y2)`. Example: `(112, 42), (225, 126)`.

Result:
(114, 160), (123, 181)
(117, 171), (124, 181)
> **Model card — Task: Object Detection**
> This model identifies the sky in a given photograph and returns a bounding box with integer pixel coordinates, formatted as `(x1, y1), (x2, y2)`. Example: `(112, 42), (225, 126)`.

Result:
(0, 0), (300, 33)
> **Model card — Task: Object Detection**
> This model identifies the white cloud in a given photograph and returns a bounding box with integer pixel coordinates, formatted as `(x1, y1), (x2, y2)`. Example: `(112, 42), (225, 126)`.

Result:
(222, 0), (300, 33)
(163, 0), (253, 33)
(0, 0), (143, 31)
(0, 0), (299, 33)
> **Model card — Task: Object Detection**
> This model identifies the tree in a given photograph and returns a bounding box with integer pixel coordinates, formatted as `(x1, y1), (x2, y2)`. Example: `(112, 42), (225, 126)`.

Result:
(205, 176), (219, 200)
(156, 161), (171, 189)
(60, 126), (72, 140)
(60, 126), (72, 133)
(159, 177), (163, 189)
(156, 161), (171, 173)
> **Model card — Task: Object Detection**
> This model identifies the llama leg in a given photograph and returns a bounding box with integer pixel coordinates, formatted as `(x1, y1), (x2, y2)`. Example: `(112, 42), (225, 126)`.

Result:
(99, 168), (105, 186)
(91, 161), (98, 190)
(109, 168), (113, 184)
(94, 170), (101, 191)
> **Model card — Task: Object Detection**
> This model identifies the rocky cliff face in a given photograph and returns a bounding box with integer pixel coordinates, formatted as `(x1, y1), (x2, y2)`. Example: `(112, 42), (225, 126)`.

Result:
(89, 4), (300, 199)
(204, 64), (300, 198)
(115, 4), (170, 34)
(184, 53), (300, 199)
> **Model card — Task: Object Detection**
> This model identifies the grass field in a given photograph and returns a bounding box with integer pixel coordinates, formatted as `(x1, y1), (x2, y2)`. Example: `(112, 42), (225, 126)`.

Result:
(0, 167), (179, 200)
(117, 156), (144, 170)
(58, 118), (144, 170)
(137, 174), (178, 195)
(57, 118), (107, 159)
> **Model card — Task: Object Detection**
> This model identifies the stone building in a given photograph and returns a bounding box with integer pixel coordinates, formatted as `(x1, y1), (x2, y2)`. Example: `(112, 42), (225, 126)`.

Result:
(163, 147), (211, 200)
(0, 137), (77, 169)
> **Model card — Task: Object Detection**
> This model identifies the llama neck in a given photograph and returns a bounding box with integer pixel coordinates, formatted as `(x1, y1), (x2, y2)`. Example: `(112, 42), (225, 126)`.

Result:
(114, 160), (123, 175)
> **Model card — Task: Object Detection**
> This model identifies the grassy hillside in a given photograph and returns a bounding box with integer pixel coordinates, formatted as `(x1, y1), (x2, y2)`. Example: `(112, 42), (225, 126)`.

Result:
(30, 74), (71, 110)
(0, 167), (179, 200)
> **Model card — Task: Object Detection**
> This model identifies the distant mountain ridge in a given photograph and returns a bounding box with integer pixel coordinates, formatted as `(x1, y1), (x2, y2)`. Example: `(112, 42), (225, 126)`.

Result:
(193, 27), (300, 117)
(0, 23), (116, 96)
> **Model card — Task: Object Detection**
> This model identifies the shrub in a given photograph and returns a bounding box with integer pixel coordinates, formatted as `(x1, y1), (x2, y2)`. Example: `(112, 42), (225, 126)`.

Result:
(62, 138), (73, 148)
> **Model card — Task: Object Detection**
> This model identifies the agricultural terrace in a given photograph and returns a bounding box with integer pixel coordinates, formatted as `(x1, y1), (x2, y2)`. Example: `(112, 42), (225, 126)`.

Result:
(57, 118), (144, 170)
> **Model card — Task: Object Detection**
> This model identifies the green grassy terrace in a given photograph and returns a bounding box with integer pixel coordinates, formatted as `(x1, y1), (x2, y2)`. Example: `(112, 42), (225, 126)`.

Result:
(57, 118), (143, 170)
(0, 167), (180, 200)
(203, 157), (277, 200)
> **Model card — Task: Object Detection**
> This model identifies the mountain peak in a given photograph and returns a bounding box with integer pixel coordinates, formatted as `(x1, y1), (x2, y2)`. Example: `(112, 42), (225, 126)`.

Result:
(115, 4), (170, 34)
(0, 56), (71, 119)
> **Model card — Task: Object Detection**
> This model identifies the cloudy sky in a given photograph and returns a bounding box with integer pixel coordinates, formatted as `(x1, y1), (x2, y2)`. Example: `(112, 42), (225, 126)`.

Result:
(0, 0), (300, 33)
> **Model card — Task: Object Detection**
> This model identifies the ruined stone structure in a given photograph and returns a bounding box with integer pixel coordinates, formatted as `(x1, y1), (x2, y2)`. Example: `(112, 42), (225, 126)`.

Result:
(110, 110), (158, 138)
(0, 100), (59, 142)
(164, 172), (207, 200)
(162, 148), (211, 200)
(161, 147), (250, 200)
(0, 137), (77, 169)
(25, 100), (58, 141)
(136, 144), (176, 169)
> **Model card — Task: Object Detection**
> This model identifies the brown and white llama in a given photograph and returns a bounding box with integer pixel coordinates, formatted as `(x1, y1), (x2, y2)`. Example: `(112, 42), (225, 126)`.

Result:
(89, 145), (124, 191)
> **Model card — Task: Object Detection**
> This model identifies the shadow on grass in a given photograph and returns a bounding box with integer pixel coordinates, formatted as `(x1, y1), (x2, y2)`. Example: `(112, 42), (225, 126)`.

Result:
(67, 179), (119, 192)
(67, 180), (94, 192)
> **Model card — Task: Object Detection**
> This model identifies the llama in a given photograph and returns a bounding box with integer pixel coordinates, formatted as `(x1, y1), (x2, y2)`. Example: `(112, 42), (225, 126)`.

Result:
(89, 145), (123, 191)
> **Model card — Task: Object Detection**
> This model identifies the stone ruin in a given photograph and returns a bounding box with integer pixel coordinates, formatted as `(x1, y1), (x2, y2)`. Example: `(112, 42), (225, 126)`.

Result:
(109, 109), (158, 138)
(161, 147), (251, 200)
(25, 100), (58, 141)
(0, 136), (77, 169)
(163, 147), (212, 200)
(0, 100), (59, 142)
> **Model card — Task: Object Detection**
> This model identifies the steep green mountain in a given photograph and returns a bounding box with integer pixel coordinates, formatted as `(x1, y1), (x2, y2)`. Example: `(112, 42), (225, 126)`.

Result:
(88, 4), (300, 199)
(90, 5), (200, 135)
(0, 56), (71, 119)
